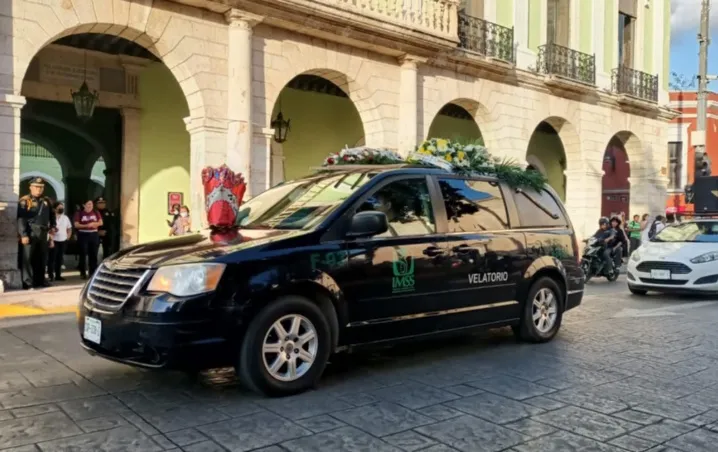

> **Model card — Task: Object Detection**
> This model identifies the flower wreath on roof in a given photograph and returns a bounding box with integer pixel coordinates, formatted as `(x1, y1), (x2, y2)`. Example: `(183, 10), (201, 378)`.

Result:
(321, 138), (548, 190)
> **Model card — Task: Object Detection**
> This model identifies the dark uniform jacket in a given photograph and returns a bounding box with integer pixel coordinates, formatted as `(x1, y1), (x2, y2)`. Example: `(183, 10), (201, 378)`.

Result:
(17, 195), (56, 238)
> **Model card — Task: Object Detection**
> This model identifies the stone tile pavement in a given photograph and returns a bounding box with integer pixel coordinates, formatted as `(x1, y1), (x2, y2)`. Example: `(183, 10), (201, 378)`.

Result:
(1, 279), (718, 451)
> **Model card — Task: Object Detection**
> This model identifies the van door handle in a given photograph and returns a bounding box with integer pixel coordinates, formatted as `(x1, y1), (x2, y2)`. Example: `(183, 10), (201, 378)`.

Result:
(452, 244), (473, 253)
(423, 246), (444, 257)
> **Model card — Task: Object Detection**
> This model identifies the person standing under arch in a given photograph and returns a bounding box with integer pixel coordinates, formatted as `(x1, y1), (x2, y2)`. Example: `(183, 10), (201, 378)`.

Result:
(73, 199), (103, 280)
(17, 177), (55, 289)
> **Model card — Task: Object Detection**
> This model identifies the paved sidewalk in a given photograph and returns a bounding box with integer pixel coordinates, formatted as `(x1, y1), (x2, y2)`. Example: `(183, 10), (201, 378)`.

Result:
(0, 280), (82, 318)
(1, 279), (718, 451)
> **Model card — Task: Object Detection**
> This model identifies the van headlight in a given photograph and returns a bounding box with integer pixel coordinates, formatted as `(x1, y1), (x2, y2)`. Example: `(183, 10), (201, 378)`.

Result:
(147, 263), (226, 297)
(690, 252), (718, 264)
(631, 251), (641, 262)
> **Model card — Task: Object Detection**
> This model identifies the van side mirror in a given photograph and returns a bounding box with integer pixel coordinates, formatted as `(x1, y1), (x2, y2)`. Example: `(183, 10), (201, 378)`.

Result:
(346, 211), (388, 238)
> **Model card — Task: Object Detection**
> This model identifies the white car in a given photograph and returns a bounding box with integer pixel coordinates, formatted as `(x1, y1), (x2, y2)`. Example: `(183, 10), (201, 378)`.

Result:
(627, 219), (718, 295)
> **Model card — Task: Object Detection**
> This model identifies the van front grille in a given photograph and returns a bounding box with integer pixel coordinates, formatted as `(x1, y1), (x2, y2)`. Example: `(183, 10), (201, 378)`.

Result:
(87, 264), (149, 311)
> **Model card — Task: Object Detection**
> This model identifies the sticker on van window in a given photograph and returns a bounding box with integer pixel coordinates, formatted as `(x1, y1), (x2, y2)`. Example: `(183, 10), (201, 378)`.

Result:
(392, 248), (415, 294)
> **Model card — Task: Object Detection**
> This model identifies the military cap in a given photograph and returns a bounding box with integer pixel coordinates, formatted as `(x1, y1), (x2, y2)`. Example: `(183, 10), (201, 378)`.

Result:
(95, 196), (106, 203)
(29, 177), (45, 187)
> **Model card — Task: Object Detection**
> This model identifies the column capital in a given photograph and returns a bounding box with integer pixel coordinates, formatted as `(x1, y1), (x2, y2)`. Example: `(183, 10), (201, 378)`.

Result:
(253, 125), (275, 138)
(225, 9), (264, 28)
(398, 54), (427, 68)
(184, 116), (228, 134)
(0, 94), (26, 109)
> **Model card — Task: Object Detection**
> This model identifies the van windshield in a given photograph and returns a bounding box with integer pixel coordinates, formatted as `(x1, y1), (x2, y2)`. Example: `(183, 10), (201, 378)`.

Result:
(653, 221), (718, 243)
(237, 171), (377, 230)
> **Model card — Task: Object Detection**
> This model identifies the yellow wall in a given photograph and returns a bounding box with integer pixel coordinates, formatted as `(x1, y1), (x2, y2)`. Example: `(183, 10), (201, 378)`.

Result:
(527, 130), (566, 200)
(138, 63), (190, 243)
(427, 116), (483, 144)
(278, 88), (364, 181)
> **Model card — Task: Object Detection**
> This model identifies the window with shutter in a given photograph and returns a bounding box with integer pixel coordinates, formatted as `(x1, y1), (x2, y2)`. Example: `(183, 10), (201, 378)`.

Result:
(546, 0), (569, 47)
(618, 13), (635, 68)
(460, 0), (484, 18)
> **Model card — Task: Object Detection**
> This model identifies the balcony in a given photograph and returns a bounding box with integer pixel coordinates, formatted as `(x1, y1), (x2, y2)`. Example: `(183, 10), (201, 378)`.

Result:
(536, 43), (596, 90)
(233, 0), (461, 56)
(457, 14), (515, 64)
(611, 66), (659, 104)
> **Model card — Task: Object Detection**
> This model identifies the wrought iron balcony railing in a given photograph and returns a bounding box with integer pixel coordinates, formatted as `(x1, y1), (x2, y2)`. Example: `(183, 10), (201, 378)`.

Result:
(536, 42), (596, 85)
(458, 14), (515, 63)
(611, 66), (659, 102)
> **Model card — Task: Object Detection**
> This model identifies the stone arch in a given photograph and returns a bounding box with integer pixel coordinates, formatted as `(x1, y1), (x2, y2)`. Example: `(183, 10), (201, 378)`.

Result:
(12, 0), (224, 117)
(526, 155), (548, 176)
(91, 175), (106, 187)
(267, 68), (383, 146)
(20, 171), (65, 201)
(531, 116), (581, 171)
(607, 131), (643, 175)
(19, 131), (71, 177)
(22, 111), (109, 164)
(425, 99), (489, 145)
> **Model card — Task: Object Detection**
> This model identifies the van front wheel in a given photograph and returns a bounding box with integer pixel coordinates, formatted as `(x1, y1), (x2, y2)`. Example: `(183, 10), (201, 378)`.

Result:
(514, 277), (564, 343)
(237, 295), (331, 397)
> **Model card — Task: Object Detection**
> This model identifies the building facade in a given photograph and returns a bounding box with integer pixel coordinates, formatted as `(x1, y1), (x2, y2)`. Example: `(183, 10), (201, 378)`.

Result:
(0, 0), (674, 288)
(665, 91), (718, 215)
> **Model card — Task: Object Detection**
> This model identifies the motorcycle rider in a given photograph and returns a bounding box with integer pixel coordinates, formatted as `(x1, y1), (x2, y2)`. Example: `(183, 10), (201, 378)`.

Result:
(610, 216), (628, 268)
(592, 217), (616, 274)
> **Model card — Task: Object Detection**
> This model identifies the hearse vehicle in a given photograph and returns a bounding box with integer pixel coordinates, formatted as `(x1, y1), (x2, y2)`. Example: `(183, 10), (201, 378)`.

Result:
(78, 164), (584, 396)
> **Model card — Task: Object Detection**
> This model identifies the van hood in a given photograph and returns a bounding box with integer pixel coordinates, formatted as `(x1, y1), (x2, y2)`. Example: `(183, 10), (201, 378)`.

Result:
(111, 228), (307, 267)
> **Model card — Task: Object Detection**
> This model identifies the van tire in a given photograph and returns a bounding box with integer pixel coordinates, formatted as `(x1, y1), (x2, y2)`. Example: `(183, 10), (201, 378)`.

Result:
(514, 277), (564, 343)
(237, 295), (331, 397)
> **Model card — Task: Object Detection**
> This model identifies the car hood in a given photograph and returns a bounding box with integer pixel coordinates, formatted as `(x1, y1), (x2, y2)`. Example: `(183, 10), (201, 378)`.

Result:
(637, 241), (714, 261)
(111, 228), (308, 267)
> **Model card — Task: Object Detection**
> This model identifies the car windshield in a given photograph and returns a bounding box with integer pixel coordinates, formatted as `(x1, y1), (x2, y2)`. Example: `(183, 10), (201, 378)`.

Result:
(653, 221), (718, 243)
(237, 171), (377, 230)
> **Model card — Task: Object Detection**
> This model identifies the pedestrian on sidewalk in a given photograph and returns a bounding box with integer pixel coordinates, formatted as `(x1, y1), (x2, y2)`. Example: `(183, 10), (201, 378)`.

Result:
(627, 214), (642, 255)
(169, 205), (192, 236)
(73, 199), (103, 280)
(17, 177), (56, 290)
(48, 202), (72, 282)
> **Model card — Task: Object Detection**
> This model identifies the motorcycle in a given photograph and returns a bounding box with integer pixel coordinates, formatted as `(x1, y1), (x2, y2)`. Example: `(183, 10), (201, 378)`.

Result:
(580, 237), (619, 282)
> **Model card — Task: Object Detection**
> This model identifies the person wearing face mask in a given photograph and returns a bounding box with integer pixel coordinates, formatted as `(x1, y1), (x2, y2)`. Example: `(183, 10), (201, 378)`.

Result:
(48, 202), (72, 281)
(169, 206), (192, 236)
(167, 203), (181, 228)
(73, 199), (103, 279)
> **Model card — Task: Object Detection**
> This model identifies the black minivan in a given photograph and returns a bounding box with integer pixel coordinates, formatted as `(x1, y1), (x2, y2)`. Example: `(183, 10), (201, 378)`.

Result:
(78, 165), (584, 396)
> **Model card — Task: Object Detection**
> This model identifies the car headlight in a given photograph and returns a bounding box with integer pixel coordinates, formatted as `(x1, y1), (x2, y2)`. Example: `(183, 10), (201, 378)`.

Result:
(631, 251), (641, 262)
(690, 252), (718, 264)
(147, 263), (226, 297)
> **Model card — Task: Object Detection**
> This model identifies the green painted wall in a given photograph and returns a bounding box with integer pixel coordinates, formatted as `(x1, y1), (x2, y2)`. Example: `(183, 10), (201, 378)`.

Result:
(496, 0), (513, 28)
(527, 131), (566, 200)
(278, 88), (364, 181)
(603, 0), (616, 73)
(663, 0), (670, 90)
(643, 2), (655, 73)
(138, 63), (190, 243)
(528, 0), (542, 51)
(578, 0), (592, 54)
(427, 116), (483, 144)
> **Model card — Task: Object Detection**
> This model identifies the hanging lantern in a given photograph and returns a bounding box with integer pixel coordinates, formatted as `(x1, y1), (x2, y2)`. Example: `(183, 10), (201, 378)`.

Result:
(271, 111), (291, 143)
(71, 81), (99, 122)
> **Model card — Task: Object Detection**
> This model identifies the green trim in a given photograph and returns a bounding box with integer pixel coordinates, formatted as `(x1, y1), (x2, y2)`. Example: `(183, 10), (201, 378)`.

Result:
(663, 0), (670, 89)
(528, 0), (542, 52)
(496, 0), (514, 28)
(603, 0), (616, 73)
(643, 3), (654, 73)
(578, 0), (592, 54)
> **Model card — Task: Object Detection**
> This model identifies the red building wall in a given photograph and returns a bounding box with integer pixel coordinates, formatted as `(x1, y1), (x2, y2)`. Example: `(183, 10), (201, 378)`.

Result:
(666, 91), (718, 214)
(601, 142), (631, 217)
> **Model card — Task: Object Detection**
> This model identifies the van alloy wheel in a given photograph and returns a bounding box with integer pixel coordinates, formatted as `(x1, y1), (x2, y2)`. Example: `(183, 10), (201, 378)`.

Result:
(532, 288), (558, 333)
(262, 314), (318, 382)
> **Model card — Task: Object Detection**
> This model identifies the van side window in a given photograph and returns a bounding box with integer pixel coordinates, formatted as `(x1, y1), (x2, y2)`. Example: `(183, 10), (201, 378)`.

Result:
(437, 178), (509, 232)
(358, 178), (436, 237)
(514, 188), (568, 227)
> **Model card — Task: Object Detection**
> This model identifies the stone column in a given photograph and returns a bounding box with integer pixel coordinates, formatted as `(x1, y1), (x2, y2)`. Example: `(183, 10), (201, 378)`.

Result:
(251, 126), (276, 194)
(225, 9), (263, 197)
(629, 175), (669, 218)
(184, 117), (228, 231)
(0, 94), (25, 289)
(398, 55), (426, 156)
(564, 168), (604, 240)
(120, 107), (141, 248)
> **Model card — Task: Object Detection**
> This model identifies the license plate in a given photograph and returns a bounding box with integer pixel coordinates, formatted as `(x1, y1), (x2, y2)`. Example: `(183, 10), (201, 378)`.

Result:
(651, 269), (671, 280)
(83, 317), (102, 344)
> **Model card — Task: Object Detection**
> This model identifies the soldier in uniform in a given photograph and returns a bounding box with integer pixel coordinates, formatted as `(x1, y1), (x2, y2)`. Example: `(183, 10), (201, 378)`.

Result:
(95, 197), (117, 259)
(17, 178), (56, 289)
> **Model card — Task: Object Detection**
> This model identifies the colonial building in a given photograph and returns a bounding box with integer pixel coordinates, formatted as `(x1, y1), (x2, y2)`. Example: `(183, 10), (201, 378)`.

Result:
(664, 91), (718, 215)
(0, 0), (674, 288)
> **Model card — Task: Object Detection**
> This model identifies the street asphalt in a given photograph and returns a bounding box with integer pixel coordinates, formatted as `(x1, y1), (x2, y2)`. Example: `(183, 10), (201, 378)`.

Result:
(1, 277), (718, 451)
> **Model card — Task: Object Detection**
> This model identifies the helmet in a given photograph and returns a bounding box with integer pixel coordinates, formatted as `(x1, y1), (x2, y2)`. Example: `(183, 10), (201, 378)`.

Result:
(598, 217), (610, 226)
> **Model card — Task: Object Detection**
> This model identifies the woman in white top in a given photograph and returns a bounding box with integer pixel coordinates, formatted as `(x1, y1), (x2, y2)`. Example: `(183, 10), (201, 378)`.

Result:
(48, 202), (72, 281)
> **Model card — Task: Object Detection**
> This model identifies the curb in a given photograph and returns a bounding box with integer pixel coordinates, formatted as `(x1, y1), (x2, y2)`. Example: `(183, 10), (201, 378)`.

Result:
(0, 304), (77, 319)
